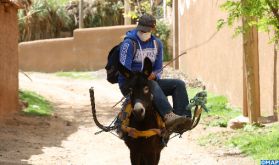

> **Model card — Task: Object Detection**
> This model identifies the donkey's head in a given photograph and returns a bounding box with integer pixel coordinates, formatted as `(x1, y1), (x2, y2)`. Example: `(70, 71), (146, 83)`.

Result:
(118, 58), (154, 121)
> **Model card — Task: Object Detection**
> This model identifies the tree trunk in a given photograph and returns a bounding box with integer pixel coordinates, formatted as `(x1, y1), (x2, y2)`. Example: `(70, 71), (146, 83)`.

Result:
(243, 58), (248, 117)
(242, 15), (261, 123)
(79, 0), (84, 28)
(150, 0), (154, 14)
(273, 40), (278, 121)
(124, 0), (131, 25)
(163, 0), (166, 20)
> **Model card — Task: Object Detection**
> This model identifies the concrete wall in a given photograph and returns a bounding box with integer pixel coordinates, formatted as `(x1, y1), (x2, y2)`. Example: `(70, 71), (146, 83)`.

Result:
(178, 0), (278, 117)
(19, 38), (74, 72)
(0, 2), (19, 117)
(19, 25), (135, 72)
(258, 33), (278, 116)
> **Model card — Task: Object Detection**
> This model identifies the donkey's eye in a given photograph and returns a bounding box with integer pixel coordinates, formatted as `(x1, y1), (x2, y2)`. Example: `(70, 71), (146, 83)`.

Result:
(143, 86), (149, 94)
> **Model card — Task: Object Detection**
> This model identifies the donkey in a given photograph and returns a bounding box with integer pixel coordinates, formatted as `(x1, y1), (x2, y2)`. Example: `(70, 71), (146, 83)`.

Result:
(118, 58), (167, 165)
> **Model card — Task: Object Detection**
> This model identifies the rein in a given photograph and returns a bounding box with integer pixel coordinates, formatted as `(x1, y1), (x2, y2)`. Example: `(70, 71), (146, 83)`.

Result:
(90, 87), (116, 132)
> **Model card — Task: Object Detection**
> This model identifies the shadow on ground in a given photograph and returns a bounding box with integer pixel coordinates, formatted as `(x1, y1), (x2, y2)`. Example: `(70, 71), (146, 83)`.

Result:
(0, 113), (79, 164)
(0, 100), (122, 164)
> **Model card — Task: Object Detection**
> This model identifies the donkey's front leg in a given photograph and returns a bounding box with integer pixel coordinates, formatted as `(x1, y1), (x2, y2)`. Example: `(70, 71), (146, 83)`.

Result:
(130, 150), (141, 165)
(143, 152), (161, 165)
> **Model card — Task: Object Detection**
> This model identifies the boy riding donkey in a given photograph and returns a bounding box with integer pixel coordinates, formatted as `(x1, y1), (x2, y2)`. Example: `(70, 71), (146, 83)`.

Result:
(116, 14), (192, 138)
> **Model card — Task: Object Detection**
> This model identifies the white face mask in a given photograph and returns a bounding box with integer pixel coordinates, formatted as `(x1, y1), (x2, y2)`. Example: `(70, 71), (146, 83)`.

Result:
(137, 31), (151, 42)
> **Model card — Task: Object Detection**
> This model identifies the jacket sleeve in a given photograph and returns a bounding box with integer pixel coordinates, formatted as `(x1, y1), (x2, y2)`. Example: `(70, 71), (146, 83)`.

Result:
(153, 39), (163, 79)
(119, 39), (135, 70)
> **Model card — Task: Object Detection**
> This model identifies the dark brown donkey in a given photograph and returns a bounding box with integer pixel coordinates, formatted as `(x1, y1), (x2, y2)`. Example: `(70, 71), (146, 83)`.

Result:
(118, 58), (167, 165)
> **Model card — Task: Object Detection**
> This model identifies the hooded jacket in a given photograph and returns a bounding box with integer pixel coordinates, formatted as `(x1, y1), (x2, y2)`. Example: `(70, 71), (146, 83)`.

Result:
(118, 29), (163, 87)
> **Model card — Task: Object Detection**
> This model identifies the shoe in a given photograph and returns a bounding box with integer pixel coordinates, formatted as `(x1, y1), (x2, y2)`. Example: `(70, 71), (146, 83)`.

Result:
(174, 117), (192, 134)
(164, 112), (188, 133)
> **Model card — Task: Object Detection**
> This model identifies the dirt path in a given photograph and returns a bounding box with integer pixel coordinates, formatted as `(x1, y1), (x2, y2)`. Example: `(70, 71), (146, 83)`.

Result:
(0, 71), (256, 165)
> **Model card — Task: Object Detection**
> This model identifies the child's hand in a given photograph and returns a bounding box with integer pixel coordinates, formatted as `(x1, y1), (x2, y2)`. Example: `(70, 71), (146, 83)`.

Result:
(148, 73), (156, 80)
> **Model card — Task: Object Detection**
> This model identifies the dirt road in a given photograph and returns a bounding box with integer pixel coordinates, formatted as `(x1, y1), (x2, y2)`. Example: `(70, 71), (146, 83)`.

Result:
(0, 71), (256, 165)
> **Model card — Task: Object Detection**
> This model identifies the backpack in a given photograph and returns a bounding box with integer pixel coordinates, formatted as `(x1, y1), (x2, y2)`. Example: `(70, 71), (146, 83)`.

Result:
(105, 39), (137, 84)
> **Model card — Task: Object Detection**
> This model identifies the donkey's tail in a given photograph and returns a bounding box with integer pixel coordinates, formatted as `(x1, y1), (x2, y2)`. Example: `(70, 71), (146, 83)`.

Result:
(89, 87), (116, 132)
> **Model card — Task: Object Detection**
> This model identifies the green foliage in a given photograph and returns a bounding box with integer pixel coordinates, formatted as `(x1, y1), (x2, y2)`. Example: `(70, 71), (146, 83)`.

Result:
(19, 90), (53, 116)
(155, 20), (170, 42)
(18, 0), (124, 41)
(18, 0), (72, 41)
(154, 20), (172, 61)
(65, 0), (124, 29)
(139, 1), (152, 14)
(205, 95), (241, 127)
(218, 0), (279, 42)
(166, 0), (172, 7)
(129, 0), (164, 19)
(229, 124), (279, 160)
(188, 88), (241, 127)
(55, 71), (94, 80)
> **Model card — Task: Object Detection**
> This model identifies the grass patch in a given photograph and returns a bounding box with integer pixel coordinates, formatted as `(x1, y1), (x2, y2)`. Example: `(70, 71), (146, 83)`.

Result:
(55, 71), (94, 80)
(198, 132), (225, 147)
(229, 124), (279, 160)
(19, 90), (53, 116)
(190, 87), (278, 161)
(188, 88), (241, 127)
(198, 123), (279, 161)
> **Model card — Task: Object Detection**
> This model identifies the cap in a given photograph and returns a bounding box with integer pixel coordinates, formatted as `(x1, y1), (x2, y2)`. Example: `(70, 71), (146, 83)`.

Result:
(136, 14), (156, 32)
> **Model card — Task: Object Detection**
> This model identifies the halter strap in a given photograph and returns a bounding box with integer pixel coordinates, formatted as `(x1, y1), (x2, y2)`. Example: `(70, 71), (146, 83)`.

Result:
(121, 102), (165, 139)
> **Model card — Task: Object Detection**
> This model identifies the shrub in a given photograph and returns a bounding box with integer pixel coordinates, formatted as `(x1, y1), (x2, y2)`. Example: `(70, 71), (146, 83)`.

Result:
(155, 20), (171, 61)
(18, 0), (124, 42)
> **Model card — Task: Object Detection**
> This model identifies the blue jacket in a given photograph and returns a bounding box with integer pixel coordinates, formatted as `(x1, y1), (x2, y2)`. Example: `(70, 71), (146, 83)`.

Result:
(118, 29), (163, 87)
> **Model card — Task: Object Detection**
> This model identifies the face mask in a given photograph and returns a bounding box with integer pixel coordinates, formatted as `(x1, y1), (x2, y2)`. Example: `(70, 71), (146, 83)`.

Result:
(137, 31), (151, 42)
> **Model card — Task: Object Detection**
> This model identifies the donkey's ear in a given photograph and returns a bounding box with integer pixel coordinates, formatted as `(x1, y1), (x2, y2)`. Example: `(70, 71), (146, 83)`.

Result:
(142, 58), (152, 77)
(118, 62), (134, 79)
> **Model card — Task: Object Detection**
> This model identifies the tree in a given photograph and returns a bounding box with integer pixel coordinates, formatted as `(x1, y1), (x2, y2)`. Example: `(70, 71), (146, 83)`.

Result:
(218, 0), (279, 123)
(218, 0), (279, 43)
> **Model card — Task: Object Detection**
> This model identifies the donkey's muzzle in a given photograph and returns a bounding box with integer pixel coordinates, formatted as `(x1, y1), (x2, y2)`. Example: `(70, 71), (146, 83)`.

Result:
(133, 101), (146, 121)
